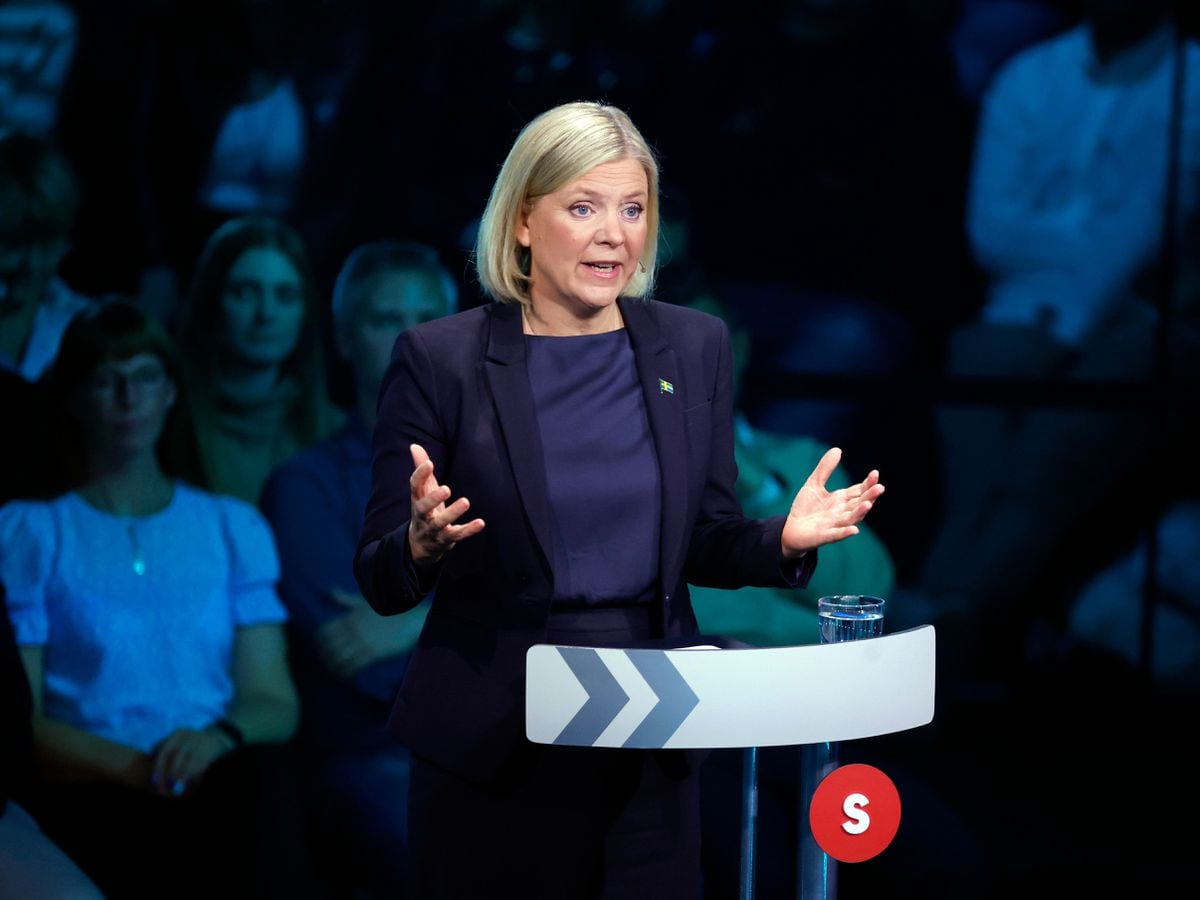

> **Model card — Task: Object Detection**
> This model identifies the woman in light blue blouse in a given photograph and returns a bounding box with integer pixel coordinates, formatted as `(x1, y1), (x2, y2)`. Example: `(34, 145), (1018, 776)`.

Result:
(0, 299), (313, 898)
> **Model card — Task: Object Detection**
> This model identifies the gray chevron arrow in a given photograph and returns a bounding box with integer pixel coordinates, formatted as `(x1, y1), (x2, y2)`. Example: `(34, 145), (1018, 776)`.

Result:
(622, 651), (700, 748)
(553, 647), (630, 745)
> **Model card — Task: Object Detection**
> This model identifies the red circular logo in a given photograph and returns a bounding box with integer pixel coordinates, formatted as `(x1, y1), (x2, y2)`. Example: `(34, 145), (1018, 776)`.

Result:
(809, 763), (901, 863)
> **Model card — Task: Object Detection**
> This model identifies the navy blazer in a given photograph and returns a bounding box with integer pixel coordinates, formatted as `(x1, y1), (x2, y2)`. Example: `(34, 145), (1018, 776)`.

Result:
(354, 298), (813, 782)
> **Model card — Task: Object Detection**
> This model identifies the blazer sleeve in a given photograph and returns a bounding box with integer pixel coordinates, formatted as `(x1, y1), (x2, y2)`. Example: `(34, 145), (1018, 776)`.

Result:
(354, 327), (444, 616)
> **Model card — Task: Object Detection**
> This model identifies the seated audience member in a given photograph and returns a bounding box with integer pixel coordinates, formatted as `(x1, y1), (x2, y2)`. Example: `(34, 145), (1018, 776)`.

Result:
(0, 130), (92, 383)
(261, 240), (458, 898)
(1, 581), (103, 899)
(907, 0), (1200, 677)
(0, 299), (315, 898)
(174, 214), (341, 505)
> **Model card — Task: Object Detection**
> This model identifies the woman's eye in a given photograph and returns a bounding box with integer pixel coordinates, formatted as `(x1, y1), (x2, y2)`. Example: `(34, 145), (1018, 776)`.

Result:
(621, 205), (644, 220)
(131, 367), (167, 389)
(225, 281), (261, 303)
(570, 204), (592, 217)
(274, 285), (302, 305)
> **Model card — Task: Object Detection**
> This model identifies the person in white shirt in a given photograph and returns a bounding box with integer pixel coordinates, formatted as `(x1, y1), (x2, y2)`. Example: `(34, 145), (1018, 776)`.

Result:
(908, 0), (1200, 678)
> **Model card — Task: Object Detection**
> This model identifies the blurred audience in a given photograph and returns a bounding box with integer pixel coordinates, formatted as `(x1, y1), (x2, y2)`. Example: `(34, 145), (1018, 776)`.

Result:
(60, 0), (370, 322)
(965, 0), (1198, 352)
(0, 130), (91, 383)
(0, 299), (314, 897)
(904, 0), (1200, 679)
(174, 214), (341, 505)
(658, 0), (975, 577)
(261, 239), (458, 898)
(0, 0), (78, 138)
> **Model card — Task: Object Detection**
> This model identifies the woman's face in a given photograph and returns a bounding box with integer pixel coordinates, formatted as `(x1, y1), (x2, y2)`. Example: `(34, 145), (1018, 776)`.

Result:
(219, 246), (305, 369)
(516, 157), (649, 320)
(78, 352), (176, 459)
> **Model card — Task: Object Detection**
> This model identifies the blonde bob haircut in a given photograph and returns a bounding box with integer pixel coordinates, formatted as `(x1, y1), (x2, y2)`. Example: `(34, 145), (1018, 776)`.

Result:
(475, 101), (660, 305)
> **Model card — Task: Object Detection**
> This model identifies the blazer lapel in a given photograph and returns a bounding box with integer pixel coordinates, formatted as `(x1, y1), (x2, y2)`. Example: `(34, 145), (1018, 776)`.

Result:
(621, 299), (689, 596)
(482, 304), (556, 576)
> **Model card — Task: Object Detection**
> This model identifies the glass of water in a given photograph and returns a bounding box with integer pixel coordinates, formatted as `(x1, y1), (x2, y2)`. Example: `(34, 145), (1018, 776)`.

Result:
(817, 595), (885, 644)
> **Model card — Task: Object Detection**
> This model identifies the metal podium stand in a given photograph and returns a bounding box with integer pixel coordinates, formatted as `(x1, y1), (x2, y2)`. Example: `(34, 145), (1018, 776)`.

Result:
(525, 625), (936, 899)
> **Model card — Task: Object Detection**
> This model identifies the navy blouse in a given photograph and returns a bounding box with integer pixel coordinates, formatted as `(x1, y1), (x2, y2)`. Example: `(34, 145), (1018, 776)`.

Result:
(526, 329), (661, 607)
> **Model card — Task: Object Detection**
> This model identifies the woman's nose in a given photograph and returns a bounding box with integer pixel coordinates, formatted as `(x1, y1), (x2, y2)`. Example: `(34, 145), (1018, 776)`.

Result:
(254, 294), (275, 320)
(594, 210), (625, 246)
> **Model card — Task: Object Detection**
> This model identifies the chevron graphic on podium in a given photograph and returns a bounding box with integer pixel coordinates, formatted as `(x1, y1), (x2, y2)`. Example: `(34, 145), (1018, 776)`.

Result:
(553, 647), (700, 748)
(528, 628), (937, 749)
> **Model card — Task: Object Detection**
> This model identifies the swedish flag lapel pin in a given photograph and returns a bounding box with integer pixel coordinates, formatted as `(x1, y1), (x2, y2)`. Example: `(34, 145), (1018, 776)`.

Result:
(658, 378), (674, 395)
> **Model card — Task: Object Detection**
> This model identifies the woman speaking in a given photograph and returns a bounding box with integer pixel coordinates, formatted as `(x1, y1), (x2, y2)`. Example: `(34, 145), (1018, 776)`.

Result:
(354, 100), (885, 899)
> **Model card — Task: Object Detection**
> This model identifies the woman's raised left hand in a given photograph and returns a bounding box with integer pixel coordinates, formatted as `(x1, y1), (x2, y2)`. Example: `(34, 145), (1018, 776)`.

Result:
(780, 447), (884, 558)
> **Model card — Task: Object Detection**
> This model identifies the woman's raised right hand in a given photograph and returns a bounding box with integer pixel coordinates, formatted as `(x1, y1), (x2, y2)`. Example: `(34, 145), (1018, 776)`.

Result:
(407, 443), (486, 565)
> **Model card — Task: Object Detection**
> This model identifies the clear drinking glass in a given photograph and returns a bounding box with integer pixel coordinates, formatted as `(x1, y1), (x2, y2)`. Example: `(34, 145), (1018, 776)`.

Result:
(817, 595), (885, 644)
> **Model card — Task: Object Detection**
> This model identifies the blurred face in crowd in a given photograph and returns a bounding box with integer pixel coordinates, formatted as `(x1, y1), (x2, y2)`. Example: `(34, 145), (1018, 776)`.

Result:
(77, 352), (176, 461)
(517, 157), (648, 322)
(219, 246), (305, 370)
(341, 267), (452, 399)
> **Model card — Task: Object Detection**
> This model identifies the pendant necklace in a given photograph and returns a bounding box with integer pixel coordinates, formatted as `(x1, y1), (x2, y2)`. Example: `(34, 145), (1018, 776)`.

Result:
(126, 522), (147, 576)
(91, 482), (149, 576)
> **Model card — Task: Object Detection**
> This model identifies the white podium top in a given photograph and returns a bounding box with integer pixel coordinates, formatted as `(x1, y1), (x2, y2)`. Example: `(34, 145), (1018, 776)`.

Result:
(526, 625), (936, 749)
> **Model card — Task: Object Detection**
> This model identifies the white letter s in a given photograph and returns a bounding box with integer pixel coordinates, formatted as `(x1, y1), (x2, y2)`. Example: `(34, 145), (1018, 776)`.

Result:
(841, 792), (870, 835)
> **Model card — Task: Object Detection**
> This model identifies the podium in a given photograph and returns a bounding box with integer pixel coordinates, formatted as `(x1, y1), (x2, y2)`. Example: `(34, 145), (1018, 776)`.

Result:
(526, 625), (936, 898)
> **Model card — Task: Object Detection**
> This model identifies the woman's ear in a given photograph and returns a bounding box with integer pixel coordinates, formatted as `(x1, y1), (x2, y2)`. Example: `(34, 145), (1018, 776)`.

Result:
(515, 204), (532, 249)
